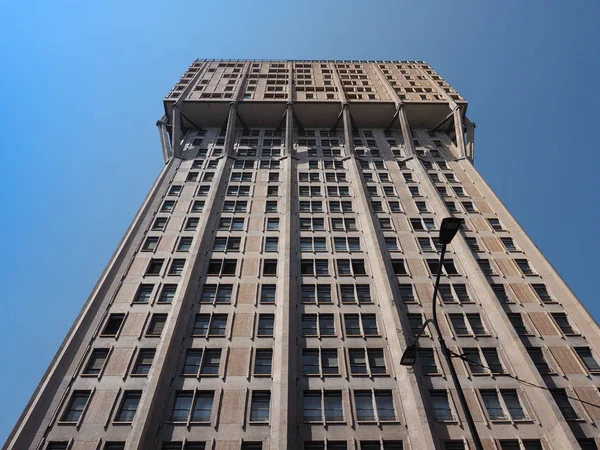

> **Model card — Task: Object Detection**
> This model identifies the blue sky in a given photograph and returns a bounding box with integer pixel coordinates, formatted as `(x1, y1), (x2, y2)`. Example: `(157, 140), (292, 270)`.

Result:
(1, 0), (599, 443)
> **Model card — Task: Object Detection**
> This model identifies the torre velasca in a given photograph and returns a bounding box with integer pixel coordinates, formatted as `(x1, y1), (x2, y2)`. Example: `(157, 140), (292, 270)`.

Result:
(5, 60), (600, 450)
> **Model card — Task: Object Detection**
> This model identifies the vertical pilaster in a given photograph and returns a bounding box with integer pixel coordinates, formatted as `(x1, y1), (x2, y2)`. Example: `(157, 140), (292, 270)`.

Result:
(464, 117), (475, 162)
(129, 109), (239, 450)
(453, 107), (466, 159)
(172, 105), (182, 157)
(269, 61), (296, 450)
(157, 115), (172, 163)
(404, 124), (579, 448)
(338, 108), (437, 449)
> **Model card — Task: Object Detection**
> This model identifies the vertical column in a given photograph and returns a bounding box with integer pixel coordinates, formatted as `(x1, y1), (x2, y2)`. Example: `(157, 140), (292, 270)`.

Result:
(269, 61), (295, 450)
(157, 115), (172, 162)
(464, 117), (475, 162)
(453, 107), (466, 159)
(129, 114), (239, 450)
(330, 63), (437, 449)
(172, 105), (182, 157)
(402, 122), (580, 447)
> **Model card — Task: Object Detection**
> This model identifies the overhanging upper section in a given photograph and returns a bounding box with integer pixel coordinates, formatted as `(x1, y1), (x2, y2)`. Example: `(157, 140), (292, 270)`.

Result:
(163, 59), (467, 131)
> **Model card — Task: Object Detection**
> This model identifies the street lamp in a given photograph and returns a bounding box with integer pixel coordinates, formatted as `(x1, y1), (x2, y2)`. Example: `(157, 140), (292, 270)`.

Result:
(400, 217), (484, 450)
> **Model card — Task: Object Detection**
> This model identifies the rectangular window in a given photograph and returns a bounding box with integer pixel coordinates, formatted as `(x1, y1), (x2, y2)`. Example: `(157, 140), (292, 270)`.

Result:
(61, 391), (91, 422)
(250, 391), (271, 422)
(132, 349), (155, 376)
(266, 218), (279, 230)
(115, 391), (141, 422)
(465, 237), (481, 252)
(260, 285), (276, 304)
(142, 236), (159, 251)
(134, 284), (154, 303)
(101, 313), (125, 337)
(488, 218), (503, 231)
(515, 259), (535, 275)
(508, 313), (531, 335)
(185, 218), (199, 230)
(177, 237), (193, 252)
(391, 259), (408, 275)
(147, 314), (167, 337)
(169, 259), (185, 276)
(418, 349), (439, 375)
(153, 217), (168, 231)
(265, 237), (279, 252)
(158, 284), (177, 304)
(500, 237), (518, 252)
(531, 284), (552, 303)
(551, 313), (577, 335)
(551, 389), (579, 420)
(206, 259), (237, 276)
(430, 391), (454, 421)
(525, 348), (552, 376)
(575, 347), (600, 373)
(254, 349), (273, 375)
(257, 314), (275, 337)
(491, 284), (510, 303)
(82, 349), (109, 376)
(146, 259), (164, 275)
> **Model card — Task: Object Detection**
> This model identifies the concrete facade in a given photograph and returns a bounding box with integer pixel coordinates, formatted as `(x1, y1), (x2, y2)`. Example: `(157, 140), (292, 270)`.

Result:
(4, 60), (600, 450)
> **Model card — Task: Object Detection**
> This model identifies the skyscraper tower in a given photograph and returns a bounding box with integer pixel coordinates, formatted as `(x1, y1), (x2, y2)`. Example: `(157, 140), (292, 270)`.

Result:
(4, 60), (600, 450)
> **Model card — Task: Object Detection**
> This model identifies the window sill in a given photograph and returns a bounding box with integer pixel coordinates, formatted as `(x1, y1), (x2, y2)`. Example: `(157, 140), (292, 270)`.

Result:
(129, 374), (149, 378)
(112, 421), (133, 426)
(248, 420), (270, 425)
(80, 374), (100, 378)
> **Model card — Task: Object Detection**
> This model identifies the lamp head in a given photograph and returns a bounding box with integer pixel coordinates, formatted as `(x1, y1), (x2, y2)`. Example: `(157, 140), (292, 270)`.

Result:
(439, 217), (462, 245)
(400, 345), (417, 366)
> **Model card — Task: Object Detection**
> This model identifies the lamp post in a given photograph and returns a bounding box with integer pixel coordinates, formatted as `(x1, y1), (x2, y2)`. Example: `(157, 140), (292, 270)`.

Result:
(400, 217), (484, 450)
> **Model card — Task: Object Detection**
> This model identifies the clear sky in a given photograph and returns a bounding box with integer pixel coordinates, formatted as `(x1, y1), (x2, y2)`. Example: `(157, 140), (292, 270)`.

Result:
(1, 0), (599, 443)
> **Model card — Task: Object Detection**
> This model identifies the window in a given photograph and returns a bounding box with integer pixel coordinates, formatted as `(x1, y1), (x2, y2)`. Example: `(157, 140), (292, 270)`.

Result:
(340, 284), (372, 304)
(206, 259), (237, 276)
(266, 218), (279, 230)
(132, 349), (155, 375)
(349, 349), (387, 375)
(444, 442), (465, 450)
(302, 314), (335, 337)
(254, 349), (273, 375)
(577, 439), (598, 450)
(526, 347), (553, 374)
(397, 284), (415, 302)
(147, 314), (167, 336)
(142, 236), (159, 251)
(265, 237), (279, 252)
(303, 391), (343, 422)
(531, 284), (552, 303)
(500, 237), (518, 252)
(461, 201), (476, 213)
(461, 348), (504, 375)
(488, 218), (503, 231)
(193, 313), (227, 337)
(168, 259), (185, 276)
(219, 217), (245, 231)
(200, 284), (233, 304)
(336, 259), (367, 276)
(551, 389), (580, 420)
(265, 201), (278, 213)
(333, 237), (360, 252)
(344, 313), (378, 337)
(301, 284), (332, 304)
(223, 200), (247, 213)
(47, 444), (69, 450)
(115, 391), (141, 422)
(575, 347), (600, 373)
(415, 201), (428, 212)
(182, 349), (221, 376)
(161, 200), (176, 212)
(449, 313), (487, 336)
(426, 259), (459, 275)
(551, 313), (577, 335)
(155, 285), (175, 304)
(385, 237), (399, 251)
(408, 186), (421, 197)
(418, 237), (435, 252)
(257, 314), (274, 337)
(329, 200), (352, 213)
(227, 185), (251, 197)
(104, 444), (126, 450)
(191, 200), (204, 212)
(491, 284), (511, 303)
(258, 284), (276, 304)
(185, 217), (199, 231)
(250, 391), (271, 422)
(171, 391), (214, 423)
(197, 185), (210, 196)
(168, 185), (182, 196)
(213, 236), (241, 252)
(331, 218), (356, 231)
(146, 258), (164, 275)
(354, 391), (396, 421)
(476, 259), (495, 276)
(465, 237), (481, 252)
(61, 391), (91, 422)
(82, 349), (109, 376)
(169, 259), (185, 276)
(388, 201), (401, 212)
(391, 259), (408, 275)
(177, 237), (193, 252)
(515, 259), (535, 275)
(481, 389), (526, 421)
(430, 391), (454, 421)
(241, 443), (262, 450)
(101, 314), (125, 337)
(508, 313), (531, 335)
(418, 349), (439, 375)
(301, 259), (328, 276)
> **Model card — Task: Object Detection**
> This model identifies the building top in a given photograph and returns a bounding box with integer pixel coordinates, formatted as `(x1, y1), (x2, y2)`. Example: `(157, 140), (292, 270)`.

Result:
(163, 59), (468, 137)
